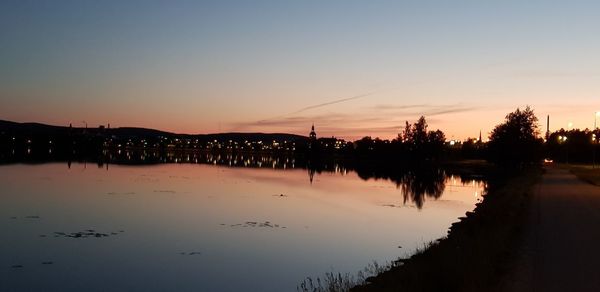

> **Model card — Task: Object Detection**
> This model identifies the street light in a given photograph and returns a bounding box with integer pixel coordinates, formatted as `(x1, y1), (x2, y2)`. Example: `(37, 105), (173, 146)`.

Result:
(559, 134), (569, 164)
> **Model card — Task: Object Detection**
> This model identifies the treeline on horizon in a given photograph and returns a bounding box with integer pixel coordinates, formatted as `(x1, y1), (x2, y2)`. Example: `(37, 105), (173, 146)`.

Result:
(1, 107), (598, 167)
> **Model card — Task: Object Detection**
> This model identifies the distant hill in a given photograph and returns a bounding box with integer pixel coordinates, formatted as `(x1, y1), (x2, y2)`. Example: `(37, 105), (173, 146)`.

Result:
(0, 119), (307, 142)
(0, 120), (69, 135)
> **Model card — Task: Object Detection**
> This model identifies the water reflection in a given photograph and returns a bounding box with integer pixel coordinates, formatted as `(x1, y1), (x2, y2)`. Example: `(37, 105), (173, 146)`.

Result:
(399, 168), (446, 209)
(1, 150), (486, 209)
(0, 154), (486, 292)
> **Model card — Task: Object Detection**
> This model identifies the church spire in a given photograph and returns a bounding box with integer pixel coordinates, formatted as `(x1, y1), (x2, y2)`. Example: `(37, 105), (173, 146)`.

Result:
(309, 124), (317, 141)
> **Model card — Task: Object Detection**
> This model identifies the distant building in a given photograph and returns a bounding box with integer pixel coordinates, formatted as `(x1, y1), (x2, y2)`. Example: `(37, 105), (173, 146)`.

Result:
(309, 124), (317, 150)
(318, 137), (337, 149)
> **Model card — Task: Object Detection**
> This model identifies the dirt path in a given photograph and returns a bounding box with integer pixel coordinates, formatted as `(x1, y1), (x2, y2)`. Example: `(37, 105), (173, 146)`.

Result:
(504, 166), (600, 292)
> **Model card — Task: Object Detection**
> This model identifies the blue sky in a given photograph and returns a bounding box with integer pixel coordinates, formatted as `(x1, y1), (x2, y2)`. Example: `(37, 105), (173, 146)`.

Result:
(1, 0), (599, 139)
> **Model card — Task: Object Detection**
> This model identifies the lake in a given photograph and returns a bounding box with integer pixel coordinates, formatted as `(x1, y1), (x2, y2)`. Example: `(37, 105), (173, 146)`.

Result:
(0, 160), (485, 291)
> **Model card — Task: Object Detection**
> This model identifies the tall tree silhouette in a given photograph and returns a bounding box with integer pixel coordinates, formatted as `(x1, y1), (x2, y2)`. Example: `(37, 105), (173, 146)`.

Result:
(487, 106), (543, 167)
(400, 116), (445, 160)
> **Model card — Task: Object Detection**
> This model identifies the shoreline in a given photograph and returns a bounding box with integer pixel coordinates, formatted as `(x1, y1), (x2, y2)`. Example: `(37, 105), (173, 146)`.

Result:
(351, 167), (541, 291)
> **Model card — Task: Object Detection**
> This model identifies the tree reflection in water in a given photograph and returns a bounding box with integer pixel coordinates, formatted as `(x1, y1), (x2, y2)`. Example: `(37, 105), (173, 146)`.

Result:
(398, 168), (446, 209)
(351, 163), (448, 209)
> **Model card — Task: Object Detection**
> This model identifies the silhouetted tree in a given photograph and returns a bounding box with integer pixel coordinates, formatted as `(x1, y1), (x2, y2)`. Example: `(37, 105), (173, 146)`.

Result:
(461, 138), (485, 159)
(426, 129), (446, 159)
(401, 121), (411, 142)
(354, 136), (374, 156)
(412, 116), (429, 147)
(487, 106), (543, 167)
(400, 116), (446, 161)
(546, 128), (597, 163)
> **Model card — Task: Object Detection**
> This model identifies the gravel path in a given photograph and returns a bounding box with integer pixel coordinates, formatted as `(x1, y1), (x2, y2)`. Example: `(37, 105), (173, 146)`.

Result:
(504, 166), (600, 292)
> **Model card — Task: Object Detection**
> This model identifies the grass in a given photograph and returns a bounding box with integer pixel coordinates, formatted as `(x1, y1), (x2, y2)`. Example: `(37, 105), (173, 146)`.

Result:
(566, 164), (600, 186)
(350, 167), (542, 292)
(297, 261), (390, 292)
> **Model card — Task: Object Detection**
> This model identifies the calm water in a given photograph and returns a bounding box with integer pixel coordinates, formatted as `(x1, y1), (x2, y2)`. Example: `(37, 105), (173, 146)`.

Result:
(1, 162), (485, 292)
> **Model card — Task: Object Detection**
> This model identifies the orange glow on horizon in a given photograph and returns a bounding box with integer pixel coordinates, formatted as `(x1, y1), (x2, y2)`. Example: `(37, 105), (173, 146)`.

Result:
(4, 103), (598, 142)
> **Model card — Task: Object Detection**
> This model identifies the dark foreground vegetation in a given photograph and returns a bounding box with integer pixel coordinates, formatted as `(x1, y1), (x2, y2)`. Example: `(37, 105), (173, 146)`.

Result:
(351, 167), (541, 292)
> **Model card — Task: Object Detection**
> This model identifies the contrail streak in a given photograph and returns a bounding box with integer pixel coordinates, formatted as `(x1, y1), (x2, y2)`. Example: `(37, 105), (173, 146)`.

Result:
(289, 91), (376, 115)
(256, 91), (376, 124)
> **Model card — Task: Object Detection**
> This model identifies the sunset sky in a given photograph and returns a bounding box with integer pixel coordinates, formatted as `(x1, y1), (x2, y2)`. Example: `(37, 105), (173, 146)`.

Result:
(1, 1), (599, 140)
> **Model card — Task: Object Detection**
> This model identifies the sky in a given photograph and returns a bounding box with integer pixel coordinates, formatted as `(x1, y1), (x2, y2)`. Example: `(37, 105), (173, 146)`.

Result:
(1, 0), (599, 140)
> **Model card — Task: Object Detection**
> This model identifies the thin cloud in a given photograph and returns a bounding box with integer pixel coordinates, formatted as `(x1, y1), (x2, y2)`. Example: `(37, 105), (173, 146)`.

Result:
(231, 100), (479, 140)
(419, 106), (481, 117)
(290, 92), (376, 115)
(235, 104), (479, 130)
(238, 113), (388, 128)
(255, 91), (377, 125)
(370, 104), (431, 110)
(369, 103), (481, 116)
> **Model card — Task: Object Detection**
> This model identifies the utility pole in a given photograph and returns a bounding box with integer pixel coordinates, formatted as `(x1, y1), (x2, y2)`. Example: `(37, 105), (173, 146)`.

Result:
(567, 122), (572, 164)
(594, 112), (599, 168)
(546, 115), (550, 141)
